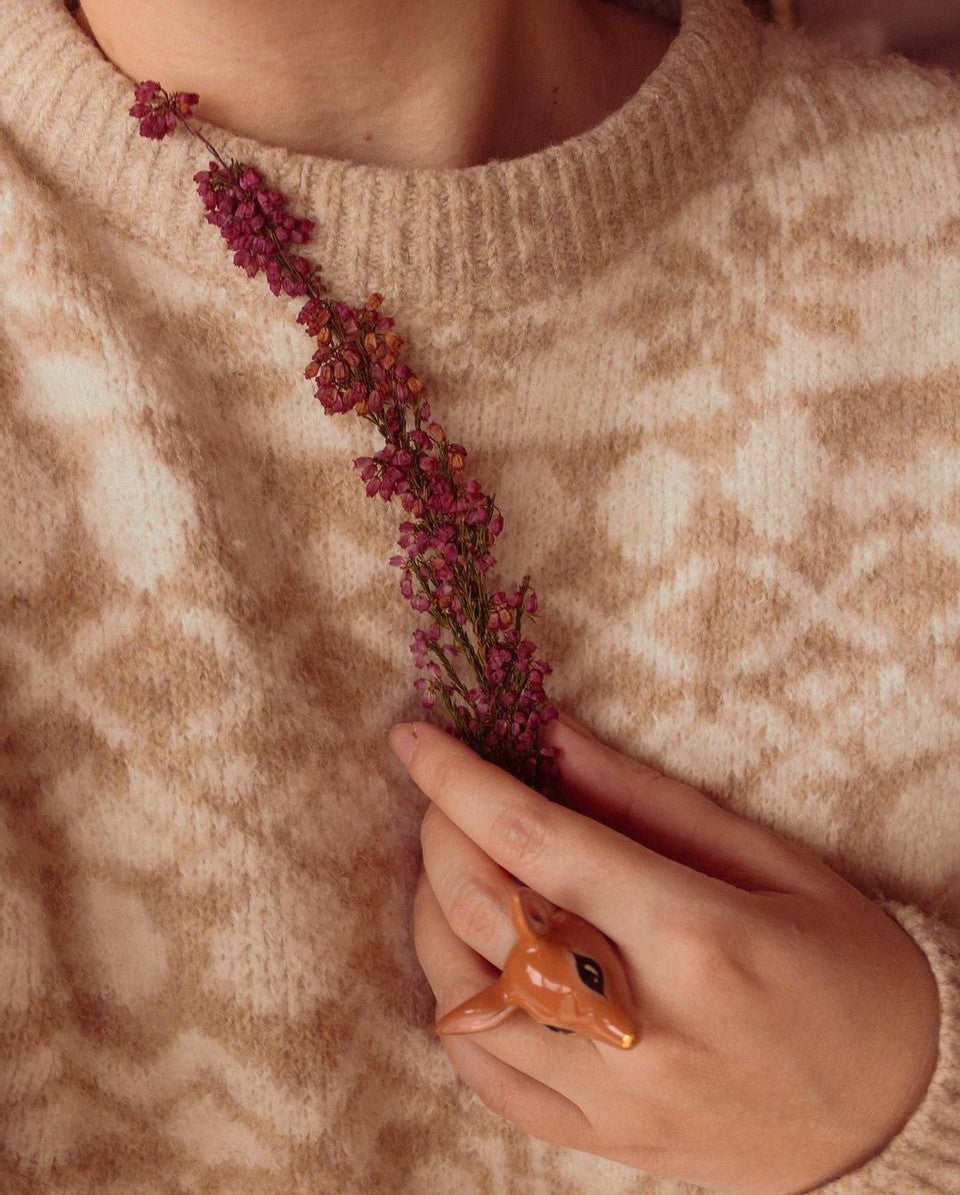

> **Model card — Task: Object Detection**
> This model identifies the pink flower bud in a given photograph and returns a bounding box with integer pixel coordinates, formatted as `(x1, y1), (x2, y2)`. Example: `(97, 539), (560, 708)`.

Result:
(129, 76), (557, 788)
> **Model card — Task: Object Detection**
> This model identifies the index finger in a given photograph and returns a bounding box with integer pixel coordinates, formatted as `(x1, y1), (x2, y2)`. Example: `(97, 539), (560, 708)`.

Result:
(388, 721), (730, 943)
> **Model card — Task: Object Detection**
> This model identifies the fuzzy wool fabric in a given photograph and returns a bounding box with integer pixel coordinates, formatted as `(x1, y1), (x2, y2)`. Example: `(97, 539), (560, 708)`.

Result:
(1, 0), (959, 1191)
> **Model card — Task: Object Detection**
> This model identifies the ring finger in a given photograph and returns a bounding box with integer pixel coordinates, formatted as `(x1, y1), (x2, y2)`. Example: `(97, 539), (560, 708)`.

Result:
(413, 860), (601, 1097)
(420, 802), (518, 966)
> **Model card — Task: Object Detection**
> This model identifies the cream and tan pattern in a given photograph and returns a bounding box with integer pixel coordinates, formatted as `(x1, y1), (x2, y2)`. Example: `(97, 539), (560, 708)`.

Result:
(1, 0), (959, 1191)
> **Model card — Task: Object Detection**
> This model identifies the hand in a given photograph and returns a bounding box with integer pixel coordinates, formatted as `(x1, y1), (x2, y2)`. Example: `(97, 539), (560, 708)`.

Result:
(388, 715), (941, 1195)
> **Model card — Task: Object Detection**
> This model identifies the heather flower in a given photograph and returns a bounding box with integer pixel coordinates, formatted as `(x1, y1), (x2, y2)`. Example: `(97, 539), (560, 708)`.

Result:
(129, 82), (199, 139)
(192, 161), (322, 296)
(128, 82), (558, 788)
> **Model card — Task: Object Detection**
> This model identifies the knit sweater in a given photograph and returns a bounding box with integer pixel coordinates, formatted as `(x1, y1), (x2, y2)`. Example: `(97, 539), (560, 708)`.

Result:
(1, 0), (958, 1191)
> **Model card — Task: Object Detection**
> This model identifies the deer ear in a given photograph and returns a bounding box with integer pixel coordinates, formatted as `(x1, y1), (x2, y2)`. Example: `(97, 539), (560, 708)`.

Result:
(512, 887), (554, 939)
(436, 981), (515, 1036)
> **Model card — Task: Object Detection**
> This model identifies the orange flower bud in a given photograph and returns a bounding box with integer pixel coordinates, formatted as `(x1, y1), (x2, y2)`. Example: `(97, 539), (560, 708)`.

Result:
(408, 376), (424, 395)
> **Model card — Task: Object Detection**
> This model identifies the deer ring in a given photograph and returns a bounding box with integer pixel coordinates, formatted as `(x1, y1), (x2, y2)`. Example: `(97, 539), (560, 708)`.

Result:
(436, 886), (639, 1049)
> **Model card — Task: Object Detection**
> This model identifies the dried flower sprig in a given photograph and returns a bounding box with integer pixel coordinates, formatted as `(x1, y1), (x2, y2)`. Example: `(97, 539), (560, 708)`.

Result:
(130, 84), (558, 787)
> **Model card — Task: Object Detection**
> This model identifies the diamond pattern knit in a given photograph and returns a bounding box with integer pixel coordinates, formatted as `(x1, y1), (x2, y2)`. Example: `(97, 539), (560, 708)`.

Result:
(0, 0), (958, 1191)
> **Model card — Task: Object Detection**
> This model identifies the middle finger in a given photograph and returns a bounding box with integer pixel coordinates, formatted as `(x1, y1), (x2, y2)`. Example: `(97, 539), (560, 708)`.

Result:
(420, 802), (518, 966)
(413, 867), (601, 1096)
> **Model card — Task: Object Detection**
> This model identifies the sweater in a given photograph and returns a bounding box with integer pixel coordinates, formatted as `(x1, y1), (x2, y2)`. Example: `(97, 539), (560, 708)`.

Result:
(1, 0), (958, 1191)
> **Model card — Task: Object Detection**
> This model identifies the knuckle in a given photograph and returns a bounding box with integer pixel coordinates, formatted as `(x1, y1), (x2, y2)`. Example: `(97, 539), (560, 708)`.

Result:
(629, 760), (669, 789)
(446, 875), (503, 945)
(769, 832), (842, 893)
(665, 906), (755, 989)
(469, 1073), (553, 1144)
(471, 1071), (514, 1121)
(489, 801), (548, 869)
(419, 802), (443, 849)
(602, 1130), (671, 1174)
(413, 868), (432, 912)
(752, 889), (824, 958)
(421, 755), (471, 806)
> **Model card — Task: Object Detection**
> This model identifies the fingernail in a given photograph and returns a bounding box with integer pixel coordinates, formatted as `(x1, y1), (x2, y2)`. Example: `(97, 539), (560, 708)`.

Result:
(388, 722), (419, 766)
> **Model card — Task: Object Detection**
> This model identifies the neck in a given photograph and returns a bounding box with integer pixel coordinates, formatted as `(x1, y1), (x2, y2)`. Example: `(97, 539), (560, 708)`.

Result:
(73, 0), (676, 167)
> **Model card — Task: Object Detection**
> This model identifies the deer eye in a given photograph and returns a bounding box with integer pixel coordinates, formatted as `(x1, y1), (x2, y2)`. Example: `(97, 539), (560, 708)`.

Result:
(573, 953), (605, 995)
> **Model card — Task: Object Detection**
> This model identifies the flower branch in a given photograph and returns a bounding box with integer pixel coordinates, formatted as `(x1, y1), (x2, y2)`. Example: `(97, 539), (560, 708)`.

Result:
(129, 83), (558, 787)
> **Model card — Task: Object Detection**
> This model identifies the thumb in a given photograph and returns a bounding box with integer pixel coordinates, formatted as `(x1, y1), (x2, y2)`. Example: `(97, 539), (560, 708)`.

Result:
(552, 709), (600, 742)
(541, 712), (828, 896)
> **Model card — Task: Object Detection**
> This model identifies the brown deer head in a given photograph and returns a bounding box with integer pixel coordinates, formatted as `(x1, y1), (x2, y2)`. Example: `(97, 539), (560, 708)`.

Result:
(436, 887), (639, 1049)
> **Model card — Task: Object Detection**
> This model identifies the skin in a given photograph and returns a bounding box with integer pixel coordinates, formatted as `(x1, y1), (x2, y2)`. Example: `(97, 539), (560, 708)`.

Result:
(389, 716), (941, 1195)
(796, 0), (960, 66)
(75, 0), (677, 167)
(72, 0), (945, 1182)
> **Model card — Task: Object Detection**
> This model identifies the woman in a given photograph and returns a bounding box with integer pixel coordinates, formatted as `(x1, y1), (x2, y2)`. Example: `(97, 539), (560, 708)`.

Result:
(0, 1), (957, 1192)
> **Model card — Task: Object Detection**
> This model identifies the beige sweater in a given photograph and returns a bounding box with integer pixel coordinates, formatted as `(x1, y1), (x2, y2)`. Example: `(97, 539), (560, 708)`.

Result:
(1, 0), (959, 1191)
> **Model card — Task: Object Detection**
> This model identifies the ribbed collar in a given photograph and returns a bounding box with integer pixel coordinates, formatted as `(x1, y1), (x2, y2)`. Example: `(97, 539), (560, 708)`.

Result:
(0, 0), (760, 311)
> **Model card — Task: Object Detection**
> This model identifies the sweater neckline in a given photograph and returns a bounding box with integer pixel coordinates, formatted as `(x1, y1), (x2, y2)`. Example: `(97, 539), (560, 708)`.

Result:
(1, 0), (760, 311)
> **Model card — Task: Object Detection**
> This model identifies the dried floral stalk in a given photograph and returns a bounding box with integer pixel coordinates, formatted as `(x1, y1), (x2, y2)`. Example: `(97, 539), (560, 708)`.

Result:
(129, 84), (558, 787)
